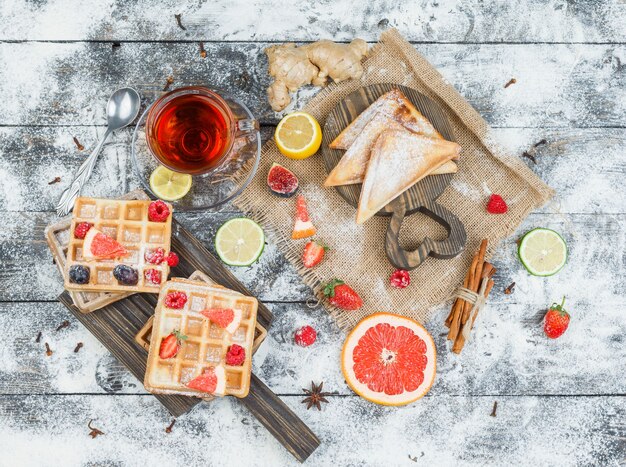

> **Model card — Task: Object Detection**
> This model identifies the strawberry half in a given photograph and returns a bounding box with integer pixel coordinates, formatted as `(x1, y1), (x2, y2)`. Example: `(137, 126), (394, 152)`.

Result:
(292, 195), (317, 239)
(158, 330), (187, 359)
(544, 297), (570, 339)
(302, 240), (327, 268)
(323, 279), (363, 311)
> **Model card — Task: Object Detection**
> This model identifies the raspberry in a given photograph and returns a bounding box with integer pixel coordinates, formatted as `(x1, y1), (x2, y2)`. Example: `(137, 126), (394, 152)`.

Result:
(148, 200), (170, 222)
(74, 222), (92, 239)
(144, 247), (165, 265)
(144, 269), (162, 285)
(166, 252), (179, 267)
(164, 291), (188, 309)
(225, 344), (246, 366)
(390, 269), (410, 289)
(486, 194), (508, 214)
(294, 325), (317, 347)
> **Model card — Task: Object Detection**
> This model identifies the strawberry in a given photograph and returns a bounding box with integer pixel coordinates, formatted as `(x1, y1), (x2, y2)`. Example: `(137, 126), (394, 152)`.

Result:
(302, 240), (327, 268)
(159, 330), (187, 359)
(292, 195), (317, 239)
(323, 279), (363, 311)
(544, 297), (570, 339)
(486, 194), (508, 214)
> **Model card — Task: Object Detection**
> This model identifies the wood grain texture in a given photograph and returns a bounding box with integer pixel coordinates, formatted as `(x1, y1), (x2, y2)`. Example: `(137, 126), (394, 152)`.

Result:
(2, 1), (626, 43)
(0, 394), (624, 466)
(1, 126), (623, 214)
(1, 42), (624, 127)
(1, 2), (625, 464)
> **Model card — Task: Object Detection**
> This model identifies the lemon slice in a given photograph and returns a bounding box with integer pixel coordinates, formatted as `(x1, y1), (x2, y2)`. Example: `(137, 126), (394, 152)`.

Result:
(215, 218), (265, 266)
(518, 228), (567, 276)
(274, 112), (322, 160)
(149, 165), (192, 201)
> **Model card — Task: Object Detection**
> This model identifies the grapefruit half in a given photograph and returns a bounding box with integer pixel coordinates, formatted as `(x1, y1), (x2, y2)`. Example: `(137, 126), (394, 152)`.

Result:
(341, 313), (436, 406)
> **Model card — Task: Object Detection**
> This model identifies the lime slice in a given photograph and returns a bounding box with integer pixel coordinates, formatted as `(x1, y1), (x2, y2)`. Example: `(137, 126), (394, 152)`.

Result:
(518, 228), (567, 276)
(215, 218), (265, 266)
(149, 165), (192, 201)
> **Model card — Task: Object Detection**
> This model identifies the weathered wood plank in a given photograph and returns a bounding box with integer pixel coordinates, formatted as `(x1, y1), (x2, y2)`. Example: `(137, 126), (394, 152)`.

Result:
(2, 0), (626, 43)
(0, 210), (623, 303)
(1, 126), (624, 213)
(0, 393), (624, 465)
(0, 210), (312, 302)
(3, 286), (625, 397)
(0, 125), (274, 213)
(0, 42), (624, 127)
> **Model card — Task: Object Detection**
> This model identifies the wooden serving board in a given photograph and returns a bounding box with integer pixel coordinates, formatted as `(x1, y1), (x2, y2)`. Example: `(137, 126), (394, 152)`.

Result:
(321, 83), (467, 270)
(58, 220), (320, 463)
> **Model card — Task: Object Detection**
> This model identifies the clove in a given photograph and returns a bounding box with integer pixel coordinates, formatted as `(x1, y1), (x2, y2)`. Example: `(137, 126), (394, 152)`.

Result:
(88, 420), (104, 438)
(73, 136), (85, 151)
(174, 14), (186, 30)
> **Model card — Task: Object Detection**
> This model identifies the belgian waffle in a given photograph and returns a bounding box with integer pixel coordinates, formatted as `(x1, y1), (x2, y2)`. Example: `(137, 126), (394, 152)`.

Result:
(135, 270), (267, 354)
(45, 190), (149, 313)
(64, 197), (173, 293)
(144, 278), (258, 399)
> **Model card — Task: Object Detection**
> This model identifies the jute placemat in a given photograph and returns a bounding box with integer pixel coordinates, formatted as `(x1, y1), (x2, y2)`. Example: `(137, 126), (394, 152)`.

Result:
(235, 29), (554, 330)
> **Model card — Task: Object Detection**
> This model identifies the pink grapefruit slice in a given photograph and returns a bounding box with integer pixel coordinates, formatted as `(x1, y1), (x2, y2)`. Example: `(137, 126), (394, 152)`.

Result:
(82, 227), (128, 260)
(186, 365), (226, 395)
(341, 312), (436, 406)
(200, 308), (243, 335)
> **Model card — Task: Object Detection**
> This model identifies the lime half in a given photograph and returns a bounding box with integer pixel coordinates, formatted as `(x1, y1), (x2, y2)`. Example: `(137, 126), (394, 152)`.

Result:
(149, 165), (192, 201)
(215, 218), (265, 266)
(518, 228), (567, 276)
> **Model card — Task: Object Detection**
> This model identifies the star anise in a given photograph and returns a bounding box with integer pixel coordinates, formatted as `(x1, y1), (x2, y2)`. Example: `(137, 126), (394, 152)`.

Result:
(301, 381), (330, 411)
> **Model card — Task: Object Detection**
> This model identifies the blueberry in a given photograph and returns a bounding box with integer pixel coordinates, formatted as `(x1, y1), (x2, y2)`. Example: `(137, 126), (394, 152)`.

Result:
(69, 265), (90, 284)
(113, 265), (138, 285)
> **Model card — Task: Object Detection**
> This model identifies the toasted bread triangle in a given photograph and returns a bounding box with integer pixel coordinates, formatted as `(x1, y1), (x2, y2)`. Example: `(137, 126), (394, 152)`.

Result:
(330, 88), (441, 149)
(356, 129), (461, 224)
(326, 89), (457, 187)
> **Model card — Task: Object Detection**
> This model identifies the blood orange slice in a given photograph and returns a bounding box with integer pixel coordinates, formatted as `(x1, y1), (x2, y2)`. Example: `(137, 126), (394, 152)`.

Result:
(341, 312), (436, 406)
(82, 228), (128, 260)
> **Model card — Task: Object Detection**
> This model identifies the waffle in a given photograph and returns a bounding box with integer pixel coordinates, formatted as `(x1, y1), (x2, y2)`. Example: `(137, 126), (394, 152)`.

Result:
(144, 278), (258, 399)
(45, 190), (149, 313)
(64, 197), (173, 293)
(135, 270), (267, 354)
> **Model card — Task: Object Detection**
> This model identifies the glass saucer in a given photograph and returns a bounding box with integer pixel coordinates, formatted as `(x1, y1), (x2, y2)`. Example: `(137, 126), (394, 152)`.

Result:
(131, 88), (261, 211)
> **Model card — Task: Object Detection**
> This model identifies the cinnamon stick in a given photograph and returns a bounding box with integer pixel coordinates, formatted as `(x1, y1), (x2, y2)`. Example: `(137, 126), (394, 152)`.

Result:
(447, 253), (478, 341)
(452, 274), (496, 354)
(462, 240), (488, 324)
(446, 265), (471, 328)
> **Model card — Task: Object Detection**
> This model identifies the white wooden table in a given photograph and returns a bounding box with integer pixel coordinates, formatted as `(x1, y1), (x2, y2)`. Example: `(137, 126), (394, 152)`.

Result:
(1, 1), (625, 465)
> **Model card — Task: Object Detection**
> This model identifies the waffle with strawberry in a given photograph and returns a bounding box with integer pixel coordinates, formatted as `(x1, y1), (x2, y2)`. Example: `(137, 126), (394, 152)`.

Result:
(143, 278), (258, 399)
(64, 197), (174, 293)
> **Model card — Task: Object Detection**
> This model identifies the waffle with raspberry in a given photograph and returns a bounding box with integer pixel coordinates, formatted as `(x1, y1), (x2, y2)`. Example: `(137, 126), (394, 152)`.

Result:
(64, 197), (173, 293)
(144, 278), (258, 399)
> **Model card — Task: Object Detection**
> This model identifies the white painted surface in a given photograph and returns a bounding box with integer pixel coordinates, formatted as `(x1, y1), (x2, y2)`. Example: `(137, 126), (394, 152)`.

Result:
(0, 1), (624, 465)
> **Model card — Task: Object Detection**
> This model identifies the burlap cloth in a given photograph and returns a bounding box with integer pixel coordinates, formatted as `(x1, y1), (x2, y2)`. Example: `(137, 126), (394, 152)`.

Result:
(234, 29), (554, 330)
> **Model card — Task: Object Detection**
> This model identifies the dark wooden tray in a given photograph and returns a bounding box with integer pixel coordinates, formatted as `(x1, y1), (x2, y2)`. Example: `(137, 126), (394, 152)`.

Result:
(321, 83), (467, 270)
(58, 220), (320, 463)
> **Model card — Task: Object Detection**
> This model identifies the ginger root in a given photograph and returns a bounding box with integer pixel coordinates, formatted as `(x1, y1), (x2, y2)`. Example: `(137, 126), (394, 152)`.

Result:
(265, 39), (368, 111)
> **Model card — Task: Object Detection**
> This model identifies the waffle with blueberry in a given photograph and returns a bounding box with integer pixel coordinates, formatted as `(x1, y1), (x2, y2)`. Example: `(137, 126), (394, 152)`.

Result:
(64, 197), (175, 293)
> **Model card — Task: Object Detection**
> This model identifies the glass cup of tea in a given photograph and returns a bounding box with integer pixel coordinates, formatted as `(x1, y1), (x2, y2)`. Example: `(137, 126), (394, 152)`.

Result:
(145, 86), (258, 175)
